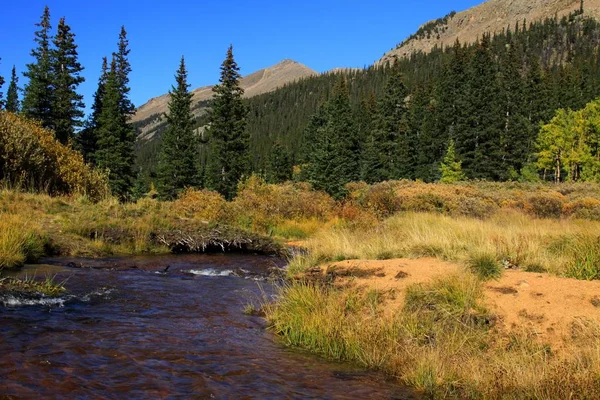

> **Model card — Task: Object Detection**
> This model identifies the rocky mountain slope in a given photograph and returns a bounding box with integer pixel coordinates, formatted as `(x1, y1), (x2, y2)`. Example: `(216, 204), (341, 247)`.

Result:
(378, 0), (600, 65)
(132, 59), (317, 142)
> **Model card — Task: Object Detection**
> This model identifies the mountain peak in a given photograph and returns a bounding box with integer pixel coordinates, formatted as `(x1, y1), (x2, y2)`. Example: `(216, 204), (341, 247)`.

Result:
(132, 59), (317, 141)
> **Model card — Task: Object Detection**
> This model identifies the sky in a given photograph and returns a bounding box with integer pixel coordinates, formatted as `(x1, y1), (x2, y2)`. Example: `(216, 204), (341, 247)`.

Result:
(1, 0), (482, 115)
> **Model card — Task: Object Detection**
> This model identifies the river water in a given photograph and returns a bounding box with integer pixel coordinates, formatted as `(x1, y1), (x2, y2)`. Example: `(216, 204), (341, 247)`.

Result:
(0, 254), (415, 399)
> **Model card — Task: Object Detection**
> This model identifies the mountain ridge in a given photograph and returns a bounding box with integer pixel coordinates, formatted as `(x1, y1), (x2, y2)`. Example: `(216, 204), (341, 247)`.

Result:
(378, 0), (600, 65)
(132, 59), (318, 142)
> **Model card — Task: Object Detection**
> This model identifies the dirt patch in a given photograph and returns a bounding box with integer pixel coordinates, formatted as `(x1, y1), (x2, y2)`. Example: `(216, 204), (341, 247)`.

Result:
(305, 258), (600, 355)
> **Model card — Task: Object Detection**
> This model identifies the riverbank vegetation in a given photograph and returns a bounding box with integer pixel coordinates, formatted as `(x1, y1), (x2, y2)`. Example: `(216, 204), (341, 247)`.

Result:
(5, 174), (600, 269)
(265, 269), (600, 398)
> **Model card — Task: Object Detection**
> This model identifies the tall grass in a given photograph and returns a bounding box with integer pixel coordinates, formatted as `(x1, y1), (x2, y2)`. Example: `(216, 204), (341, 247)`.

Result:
(0, 214), (46, 268)
(265, 273), (600, 398)
(288, 210), (600, 278)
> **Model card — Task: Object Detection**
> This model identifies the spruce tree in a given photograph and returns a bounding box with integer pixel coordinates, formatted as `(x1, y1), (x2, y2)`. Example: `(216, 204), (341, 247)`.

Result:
(157, 56), (197, 200)
(499, 39), (534, 178)
(307, 77), (361, 198)
(5, 66), (20, 113)
(93, 27), (136, 200)
(78, 57), (108, 163)
(206, 45), (250, 200)
(95, 58), (135, 200)
(457, 34), (505, 180)
(361, 64), (410, 183)
(440, 140), (466, 183)
(114, 26), (134, 116)
(22, 6), (54, 129)
(51, 17), (85, 144)
(266, 141), (293, 183)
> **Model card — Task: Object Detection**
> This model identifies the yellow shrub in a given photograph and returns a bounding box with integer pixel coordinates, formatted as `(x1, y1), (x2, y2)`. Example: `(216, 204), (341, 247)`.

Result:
(525, 192), (566, 218)
(228, 175), (336, 232)
(0, 112), (108, 201)
(563, 198), (600, 220)
(171, 188), (227, 221)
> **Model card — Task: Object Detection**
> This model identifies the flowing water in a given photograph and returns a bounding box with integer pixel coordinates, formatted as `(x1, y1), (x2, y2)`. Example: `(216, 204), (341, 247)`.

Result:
(0, 254), (416, 399)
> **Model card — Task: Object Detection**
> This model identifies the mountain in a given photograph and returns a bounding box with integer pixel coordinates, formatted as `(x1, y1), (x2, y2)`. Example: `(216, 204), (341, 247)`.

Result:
(132, 59), (317, 143)
(378, 0), (600, 65)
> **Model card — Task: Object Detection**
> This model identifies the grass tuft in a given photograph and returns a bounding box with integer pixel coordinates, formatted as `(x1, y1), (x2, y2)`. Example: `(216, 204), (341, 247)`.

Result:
(468, 252), (503, 280)
(0, 274), (67, 296)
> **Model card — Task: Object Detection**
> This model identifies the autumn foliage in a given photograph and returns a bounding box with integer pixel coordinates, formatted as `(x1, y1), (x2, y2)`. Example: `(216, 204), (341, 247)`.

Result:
(0, 112), (108, 200)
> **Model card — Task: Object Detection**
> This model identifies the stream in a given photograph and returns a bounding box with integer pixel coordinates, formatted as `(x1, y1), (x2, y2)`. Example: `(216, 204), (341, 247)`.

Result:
(0, 254), (416, 399)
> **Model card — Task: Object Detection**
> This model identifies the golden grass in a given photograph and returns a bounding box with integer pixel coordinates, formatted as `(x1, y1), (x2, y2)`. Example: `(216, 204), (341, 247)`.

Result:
(288, 210), (600, 278)
(265, 272), (600, 398)
(0, 213), (46, 268)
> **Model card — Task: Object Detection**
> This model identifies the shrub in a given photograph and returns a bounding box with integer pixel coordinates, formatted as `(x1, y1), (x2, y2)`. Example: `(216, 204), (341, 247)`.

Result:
(526, 193), (565, 218)
(0, 112), (108, 201)
(227, 175), (336, 232)
(171, 188), (227, 221)
(345, 181), (402, 218)
(563, 198), (600, 220)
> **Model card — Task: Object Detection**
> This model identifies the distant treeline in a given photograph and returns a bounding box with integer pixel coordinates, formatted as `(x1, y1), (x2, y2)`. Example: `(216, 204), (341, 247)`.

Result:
(134, 10), (600, 190)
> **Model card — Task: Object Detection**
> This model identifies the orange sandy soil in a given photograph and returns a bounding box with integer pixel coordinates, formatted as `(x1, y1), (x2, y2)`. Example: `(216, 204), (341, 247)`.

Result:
(315, 258), (600, 354)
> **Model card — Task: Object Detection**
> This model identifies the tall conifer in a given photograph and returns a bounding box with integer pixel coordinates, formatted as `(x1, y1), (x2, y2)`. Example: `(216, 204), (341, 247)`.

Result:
(22, 6), (54, 129)
(95, 58), (135, 200)
(266, 141), (293, 183)
(206, 45), (250, 200)
(307, 77), (361, 198)
(114, 26), (134, 116)
(5, 66), (20, 113)
(157, 56), (197, 200)
(361, 65), (410, 182)
(51, 17), (85, 144)
(78, 57), (108, 163)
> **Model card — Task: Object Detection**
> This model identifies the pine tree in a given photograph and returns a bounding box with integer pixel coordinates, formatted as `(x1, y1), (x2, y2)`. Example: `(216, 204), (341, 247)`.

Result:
(457, 34), (505, 180)
(157, 56), (197, 200)
(51, 17), (85, 144)
(440, 140), (466, 183)
(361, 64), (410, 183)
(206, 45), (250, 200)
(5, 66), (20, 113)
(22, 6), (54, 129)
(307, 77), (361, 198)
(266, 141), (293, 183)
(499, 38), (533, 178)
(114, 26), (134, 116)
(78, 57), (108, 163)
(92, 27), (136, 200)
(95, 58), (135, 200)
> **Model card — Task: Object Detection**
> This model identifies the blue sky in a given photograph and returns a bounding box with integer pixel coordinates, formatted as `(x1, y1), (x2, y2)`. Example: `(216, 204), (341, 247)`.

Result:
(1, 0), (481, 114)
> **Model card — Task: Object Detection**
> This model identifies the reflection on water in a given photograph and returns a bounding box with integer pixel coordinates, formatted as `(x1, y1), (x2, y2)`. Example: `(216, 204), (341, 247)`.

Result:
(0, 254), (416, 399)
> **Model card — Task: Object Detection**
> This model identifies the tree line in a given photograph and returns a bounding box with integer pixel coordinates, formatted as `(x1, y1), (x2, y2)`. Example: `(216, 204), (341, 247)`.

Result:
(1, 6), (250, 202)
(0, 6), (136, 200)
(6, 6), (600, 202)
